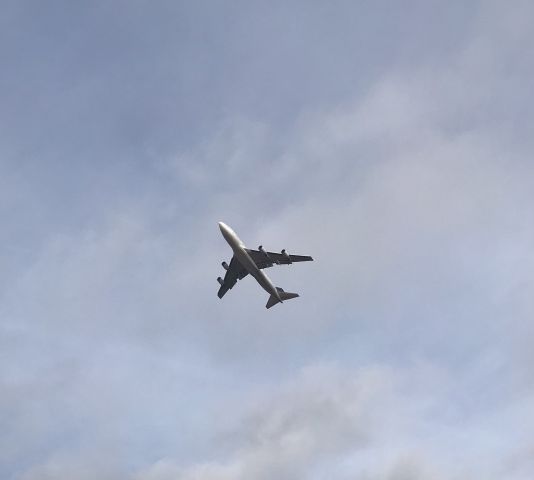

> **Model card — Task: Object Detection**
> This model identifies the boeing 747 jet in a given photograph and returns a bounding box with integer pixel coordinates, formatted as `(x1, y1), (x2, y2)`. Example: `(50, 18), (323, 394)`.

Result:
(217, 222), (313, 309)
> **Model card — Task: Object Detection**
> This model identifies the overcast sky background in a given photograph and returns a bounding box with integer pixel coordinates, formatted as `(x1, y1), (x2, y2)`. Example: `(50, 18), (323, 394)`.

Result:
(1, 1), (534, 478)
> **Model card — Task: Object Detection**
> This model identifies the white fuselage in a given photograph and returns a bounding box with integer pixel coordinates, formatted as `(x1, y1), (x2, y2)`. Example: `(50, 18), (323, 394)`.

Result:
(218, 222), (281, 302)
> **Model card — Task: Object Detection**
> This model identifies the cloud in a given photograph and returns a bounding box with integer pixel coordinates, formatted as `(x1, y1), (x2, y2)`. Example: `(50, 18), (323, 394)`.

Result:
(133, 362), (520, 480)
(135, 364), (392, 480)
(3, 1), (534, 479)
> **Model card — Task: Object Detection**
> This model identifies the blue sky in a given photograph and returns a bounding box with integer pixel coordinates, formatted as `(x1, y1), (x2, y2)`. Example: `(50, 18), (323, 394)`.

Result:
(1, 1), (534, 478)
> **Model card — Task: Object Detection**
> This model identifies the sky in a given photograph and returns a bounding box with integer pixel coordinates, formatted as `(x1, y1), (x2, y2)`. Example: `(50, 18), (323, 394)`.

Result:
(1, 1), (534, 478)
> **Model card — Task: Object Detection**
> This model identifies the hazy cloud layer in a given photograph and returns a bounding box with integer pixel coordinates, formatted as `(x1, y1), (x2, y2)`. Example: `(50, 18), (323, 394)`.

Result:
(1, 1), (534, 479)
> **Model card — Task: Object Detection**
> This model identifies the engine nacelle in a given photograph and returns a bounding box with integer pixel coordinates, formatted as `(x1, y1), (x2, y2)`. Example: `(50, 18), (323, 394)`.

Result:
(217, 277), (224, 286)
(259, 245), (272, 261)
(222, 261), (229, 270)
(281, 249), (292, 263)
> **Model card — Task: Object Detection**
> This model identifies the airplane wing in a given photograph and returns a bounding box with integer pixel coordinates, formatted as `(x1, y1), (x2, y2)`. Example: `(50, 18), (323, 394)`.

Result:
(246, 249), (313, 270)
(217, 256), (248, 298)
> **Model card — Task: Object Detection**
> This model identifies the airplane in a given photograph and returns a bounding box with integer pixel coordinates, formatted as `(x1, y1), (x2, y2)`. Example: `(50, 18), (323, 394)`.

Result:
(217, 222), (313, 309)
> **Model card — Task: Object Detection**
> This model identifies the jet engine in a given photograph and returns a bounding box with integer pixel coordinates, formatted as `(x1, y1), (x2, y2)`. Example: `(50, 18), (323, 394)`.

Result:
(222, 261), (229, 270)
(259, 245), (272, 261)
(281, 249), (292, 263)
(217, 277), (224, 286)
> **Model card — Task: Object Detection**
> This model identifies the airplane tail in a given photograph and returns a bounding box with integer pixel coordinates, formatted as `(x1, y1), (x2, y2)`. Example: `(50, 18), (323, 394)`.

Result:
(266, 287), (299, 309)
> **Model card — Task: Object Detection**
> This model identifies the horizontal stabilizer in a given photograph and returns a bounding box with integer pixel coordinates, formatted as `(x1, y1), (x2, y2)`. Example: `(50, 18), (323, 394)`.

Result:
(266, 287), (299, 309)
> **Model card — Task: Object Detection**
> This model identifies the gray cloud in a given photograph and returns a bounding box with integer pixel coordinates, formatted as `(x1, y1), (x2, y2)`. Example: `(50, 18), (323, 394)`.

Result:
(2, 1), (534, 479)
(135, 364), (396, 480)
(134, 362), (534, 480)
